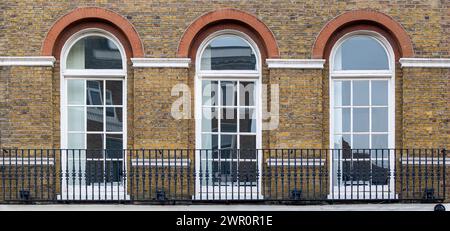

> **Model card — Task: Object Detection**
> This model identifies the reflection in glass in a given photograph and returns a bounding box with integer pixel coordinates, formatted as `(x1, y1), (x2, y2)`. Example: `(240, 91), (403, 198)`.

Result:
(239, 82), (255, 106)
(202, 108), (218, 132)
(221, 108), (237, 132)
(106, 81), (122, 105)
(200, 36), (256, 70)
(334, 36), (389, 71)
(202, 80), (218, 106)
(221, 81), (237, 106)
(87, 107), (103, 131)
(106, 107), (123, 132)
(87, 80), (104, 105)
(67, 36), (122, 69)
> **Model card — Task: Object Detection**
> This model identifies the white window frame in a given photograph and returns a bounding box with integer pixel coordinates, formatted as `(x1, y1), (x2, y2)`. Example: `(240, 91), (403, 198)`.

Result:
(60, 28), (128, 200)
(194, 30), (263, 200)
(328, 30), (396, 199)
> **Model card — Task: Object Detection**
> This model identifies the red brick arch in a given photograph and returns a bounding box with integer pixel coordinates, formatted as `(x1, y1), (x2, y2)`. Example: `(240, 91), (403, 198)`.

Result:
(312, 10), (414, 60)
(177, 9), (279, 60)
(42, 7), (144, 59)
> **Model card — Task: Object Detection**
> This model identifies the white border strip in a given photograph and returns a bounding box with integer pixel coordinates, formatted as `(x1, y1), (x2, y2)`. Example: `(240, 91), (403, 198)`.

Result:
(400, 157), (450, 165)
(266, 158), (325, 166)
(0, 56), (56, 67)
(131, 158), (190, 167)
(399, 58), (450, 68)
(131, 58), (191, 68)
(266, 59), (325, 69)
(0, 157), (55, 166)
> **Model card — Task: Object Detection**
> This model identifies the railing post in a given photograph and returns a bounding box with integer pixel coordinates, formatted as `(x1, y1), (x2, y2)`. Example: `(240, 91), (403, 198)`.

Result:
(443, 148), (446, 201)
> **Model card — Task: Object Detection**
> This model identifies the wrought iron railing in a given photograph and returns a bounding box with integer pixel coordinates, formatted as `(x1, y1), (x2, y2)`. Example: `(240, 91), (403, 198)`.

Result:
(0, 149), (446, 203)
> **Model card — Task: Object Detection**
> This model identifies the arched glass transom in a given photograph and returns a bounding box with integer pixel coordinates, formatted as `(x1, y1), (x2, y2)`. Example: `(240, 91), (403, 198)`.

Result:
(200, 35), (257, 70)
(66, 36), (123, 69)
(333, 35), (389, 71)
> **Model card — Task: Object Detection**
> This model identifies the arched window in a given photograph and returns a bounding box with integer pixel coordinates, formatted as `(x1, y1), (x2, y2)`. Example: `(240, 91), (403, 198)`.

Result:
(330, 31), (395, 198)
(195, 30), (261, 199)
(61, 29), (127, 199)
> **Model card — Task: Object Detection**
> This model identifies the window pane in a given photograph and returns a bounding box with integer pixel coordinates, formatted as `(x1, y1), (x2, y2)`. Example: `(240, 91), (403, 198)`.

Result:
(68, 133), (85, 149)
(202, 80), (218, 106)
(106, 134), (123, 158)
(67, 36), (122, 69)
(68, 106), (85, 131)
(372, 134), (388, 149)
(239, 81), (255, 106)
(334, 81), (351, 106)
(221, 81), (237, 106)
(334, 108), (350, 133)
(334, 134), (351, 149)
(239, 108), (256, 133)
(353, 108), (369, 132)
(67, 80), (84, 105)
(372, 80), (388, 106)
(221, 108), (237, 132)
(106, 107), (123, 132)
(87, 107), (103, 131)
(239, 135), (256, 158)
(353, 134), (370, 149)
(202, 134), (218, 149)
(353, 80), (369, 106)
(221, 135), (237, 149)
(87, 80), (104, 105)
(106, 81), (122, 105)
(201, 107), (218, 132)
(372, 107), (388, 132)
(334, 36), (389, 71)
(87, 134), (103, 158)
(200, 36), (256, 70)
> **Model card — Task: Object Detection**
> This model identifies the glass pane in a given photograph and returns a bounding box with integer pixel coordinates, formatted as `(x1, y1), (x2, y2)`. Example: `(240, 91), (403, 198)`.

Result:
(239, 135), (256, 159)
(221, 81), (237, 106)
(239, 81), (255, 106)
(202, 80), (218, 106)
(333, 80), (351, 106)
(372, 134), (388, 149)
(201, 107), (218, 132)
(334, 108), (350, 133)
(202, 134), (218, 149)
(106, 81), (122, 105)
(67, 36), (122, 69)
(87, 107), (103, 131)
(220, 135), (237, 159)
(334, 135), (351, 149)
(221, 108), (237, 132)
(67, 80), (84, 105)
(372, 107), (388, 132)
(221, 135), (237, 150)
(68, 106), (85, 131)
(334, 36), (389, 71)
(68, 133), (85, 149)
(86, 80), (104, 105)
(87, 134), (103, 158)
(353, 108), (369, 132)
(353, 134), (370, 149)
(200, 36), (256, 70)
(372, 80), (388, 106)
(353, 80), (369, 106)
(106, 134), (123, 158)
(106, 107), (123, 132)
(239, 108), (256, 133)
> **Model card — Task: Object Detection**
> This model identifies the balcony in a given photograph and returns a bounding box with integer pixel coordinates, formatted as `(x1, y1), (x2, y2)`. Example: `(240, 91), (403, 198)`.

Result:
(0, 149), (446, 203)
